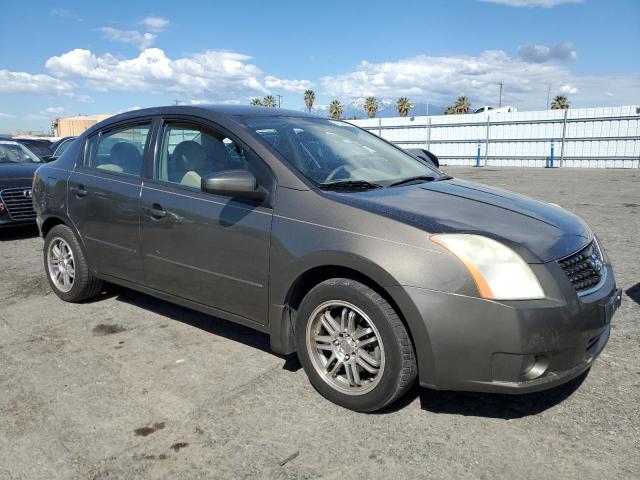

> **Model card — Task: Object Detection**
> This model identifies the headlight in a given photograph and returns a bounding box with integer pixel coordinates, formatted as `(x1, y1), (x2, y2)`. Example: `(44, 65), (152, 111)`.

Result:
(430, 234), (545, 300)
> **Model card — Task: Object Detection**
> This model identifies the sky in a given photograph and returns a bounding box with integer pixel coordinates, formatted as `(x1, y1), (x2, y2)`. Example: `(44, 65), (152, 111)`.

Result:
(1, 0), (639, 132)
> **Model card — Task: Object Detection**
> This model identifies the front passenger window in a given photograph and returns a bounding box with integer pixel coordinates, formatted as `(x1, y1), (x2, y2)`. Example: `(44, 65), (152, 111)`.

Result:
(89, 124), (150, 176)
(157, 125), (249, 189)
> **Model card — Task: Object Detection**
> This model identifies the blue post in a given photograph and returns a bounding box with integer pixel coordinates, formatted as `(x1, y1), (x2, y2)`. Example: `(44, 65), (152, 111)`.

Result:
(474, 140), (482, 167)
(546, 139), (556, 168)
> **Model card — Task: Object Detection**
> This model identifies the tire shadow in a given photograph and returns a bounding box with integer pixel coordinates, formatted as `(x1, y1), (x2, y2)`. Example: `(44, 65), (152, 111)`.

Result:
(625, 282), (640, 305)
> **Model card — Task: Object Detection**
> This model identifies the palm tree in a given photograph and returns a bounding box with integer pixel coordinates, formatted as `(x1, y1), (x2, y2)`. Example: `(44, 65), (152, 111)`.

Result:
(454, 95), (471, 114)
(396, 97), (414, 117)
(550, 95), (570, 110)
(329, 100), (343, 120)
(263, 95), (277, 108)
(364, 96), (378, 118)
(304, 90), (316, 112)
(444, 105), (457, 115)
(250, 98), (262, 106)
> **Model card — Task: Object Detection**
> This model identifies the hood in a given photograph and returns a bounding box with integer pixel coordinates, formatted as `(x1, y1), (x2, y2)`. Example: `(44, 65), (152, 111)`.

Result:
(0, 163), (40, 190)
(329, 179), (591, 263)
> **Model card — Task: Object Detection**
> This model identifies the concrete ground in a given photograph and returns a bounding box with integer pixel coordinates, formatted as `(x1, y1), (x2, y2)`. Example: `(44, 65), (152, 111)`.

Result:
(1, 167), (639, 480)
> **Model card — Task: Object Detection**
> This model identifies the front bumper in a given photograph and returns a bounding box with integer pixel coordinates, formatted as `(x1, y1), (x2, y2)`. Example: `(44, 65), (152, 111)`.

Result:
(393, 264), (621, 393)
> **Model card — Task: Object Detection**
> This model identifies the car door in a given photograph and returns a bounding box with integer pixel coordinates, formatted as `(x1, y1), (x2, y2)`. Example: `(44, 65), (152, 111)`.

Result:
(67, 121), (153, 284)
(139, 118), (274, 325)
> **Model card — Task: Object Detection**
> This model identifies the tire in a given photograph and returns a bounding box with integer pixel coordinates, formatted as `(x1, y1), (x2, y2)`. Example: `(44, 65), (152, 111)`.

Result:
(295, 278), (417, 412)
(44, 224), (103, 302)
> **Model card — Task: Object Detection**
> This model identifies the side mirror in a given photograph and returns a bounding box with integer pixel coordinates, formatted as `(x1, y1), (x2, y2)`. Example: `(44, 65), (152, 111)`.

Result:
(201, 170), (266, 202)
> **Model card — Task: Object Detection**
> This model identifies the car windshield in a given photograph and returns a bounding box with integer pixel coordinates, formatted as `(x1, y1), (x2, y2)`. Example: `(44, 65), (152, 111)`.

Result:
(240, 116), (442, 186)
(0, 143), (42, 164)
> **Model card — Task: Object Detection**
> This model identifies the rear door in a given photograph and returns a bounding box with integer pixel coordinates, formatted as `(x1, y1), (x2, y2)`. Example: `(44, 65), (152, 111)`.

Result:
(139, 118), (274, 325)
(67, 121), (153, 284)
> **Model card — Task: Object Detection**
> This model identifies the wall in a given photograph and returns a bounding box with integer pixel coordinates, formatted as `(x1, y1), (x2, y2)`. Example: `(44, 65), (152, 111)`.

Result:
(349, 105), (640, 168)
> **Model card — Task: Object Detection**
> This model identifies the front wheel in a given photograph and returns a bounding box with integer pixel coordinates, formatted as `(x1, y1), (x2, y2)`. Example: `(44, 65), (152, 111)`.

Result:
(295, 278), (417, 412)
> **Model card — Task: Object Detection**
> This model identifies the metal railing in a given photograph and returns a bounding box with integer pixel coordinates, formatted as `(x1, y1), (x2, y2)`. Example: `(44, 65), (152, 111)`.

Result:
(350, 107), (640, 168)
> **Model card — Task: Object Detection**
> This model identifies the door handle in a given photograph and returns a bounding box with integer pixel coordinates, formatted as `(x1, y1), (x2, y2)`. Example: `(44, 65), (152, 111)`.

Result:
(70, 185), (87, 197)
(145, 203), (167, 219)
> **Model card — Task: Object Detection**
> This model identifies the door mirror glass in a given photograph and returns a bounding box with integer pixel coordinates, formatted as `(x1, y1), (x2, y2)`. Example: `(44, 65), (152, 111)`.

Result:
(202, 170), (266, 202)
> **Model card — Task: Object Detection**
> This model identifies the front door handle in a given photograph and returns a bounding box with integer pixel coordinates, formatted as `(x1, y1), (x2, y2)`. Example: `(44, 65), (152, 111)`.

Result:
(145, 203), (167, 220)
(70, 185), (87, 197)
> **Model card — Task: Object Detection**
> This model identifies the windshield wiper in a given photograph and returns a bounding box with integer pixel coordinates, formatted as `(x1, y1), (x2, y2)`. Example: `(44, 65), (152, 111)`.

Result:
(318, 180), (383, 191)
(388, 176), (436, 187)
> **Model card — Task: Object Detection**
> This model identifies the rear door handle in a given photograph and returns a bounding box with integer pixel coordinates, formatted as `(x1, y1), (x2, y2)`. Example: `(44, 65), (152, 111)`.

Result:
(144, 204), (167, 219)
(70, 185), (87, 197)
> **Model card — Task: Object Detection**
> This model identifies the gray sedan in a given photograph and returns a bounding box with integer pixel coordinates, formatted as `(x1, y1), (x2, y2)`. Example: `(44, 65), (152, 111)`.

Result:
(32, 106), (621, 412)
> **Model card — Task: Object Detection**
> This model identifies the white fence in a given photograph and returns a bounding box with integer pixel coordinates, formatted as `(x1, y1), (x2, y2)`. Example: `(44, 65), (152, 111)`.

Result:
(349, 105), (640, 168)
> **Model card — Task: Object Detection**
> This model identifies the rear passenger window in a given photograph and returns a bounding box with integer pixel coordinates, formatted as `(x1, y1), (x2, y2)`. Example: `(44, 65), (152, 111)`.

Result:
(88, 124), (150, 176)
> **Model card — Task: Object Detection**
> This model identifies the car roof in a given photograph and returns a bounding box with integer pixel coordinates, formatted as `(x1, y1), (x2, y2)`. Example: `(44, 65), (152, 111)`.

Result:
(0, 140), (20, 145)
(106, 105), (321, 124)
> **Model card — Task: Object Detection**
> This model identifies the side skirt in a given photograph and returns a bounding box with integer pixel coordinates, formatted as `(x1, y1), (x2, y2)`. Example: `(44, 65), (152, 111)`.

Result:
(97, 273), (271, 335)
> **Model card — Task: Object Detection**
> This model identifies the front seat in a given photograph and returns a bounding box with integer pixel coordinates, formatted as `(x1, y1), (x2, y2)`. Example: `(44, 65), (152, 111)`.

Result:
(170, 140), (210, 188)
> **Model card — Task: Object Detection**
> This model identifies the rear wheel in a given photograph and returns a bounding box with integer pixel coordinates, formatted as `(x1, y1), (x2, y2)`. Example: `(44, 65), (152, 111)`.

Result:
(295, 278), (417, 412)
(44, 224), (103, 302)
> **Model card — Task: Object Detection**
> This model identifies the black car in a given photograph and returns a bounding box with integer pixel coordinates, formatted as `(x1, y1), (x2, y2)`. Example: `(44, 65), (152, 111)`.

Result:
(48, 136), (77, 162)
(0, 141), (41, 227)
(32, 106), (620, 412)
(0, 137), (54, 162)
(405, 148), (440, 168)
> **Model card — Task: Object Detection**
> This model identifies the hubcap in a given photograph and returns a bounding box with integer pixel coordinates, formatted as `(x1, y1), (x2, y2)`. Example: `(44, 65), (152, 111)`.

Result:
(306, 301), (385, 395)
(47, 237), (75, 293)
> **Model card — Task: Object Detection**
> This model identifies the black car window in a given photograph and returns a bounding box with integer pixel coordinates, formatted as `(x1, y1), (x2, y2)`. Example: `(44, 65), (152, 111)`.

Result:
(53, 138), (74, 157)
(87, 124), (150, 176)
(156, 123), (270, 191)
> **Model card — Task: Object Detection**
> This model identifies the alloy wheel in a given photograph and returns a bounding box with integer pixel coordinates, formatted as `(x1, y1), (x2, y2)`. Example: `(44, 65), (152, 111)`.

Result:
(306, 300), (385, 395)
(47, 237), (75, 293)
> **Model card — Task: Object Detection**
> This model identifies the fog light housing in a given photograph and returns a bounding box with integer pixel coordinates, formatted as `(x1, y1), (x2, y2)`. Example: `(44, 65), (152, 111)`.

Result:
(521, 354), (550, 380)
(492, 352), (551, 382)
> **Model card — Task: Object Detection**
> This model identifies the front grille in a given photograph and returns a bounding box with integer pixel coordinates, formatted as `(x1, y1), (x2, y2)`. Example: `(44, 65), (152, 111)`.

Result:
(558, 241), (604, 294)
(0, 187), (36, 221)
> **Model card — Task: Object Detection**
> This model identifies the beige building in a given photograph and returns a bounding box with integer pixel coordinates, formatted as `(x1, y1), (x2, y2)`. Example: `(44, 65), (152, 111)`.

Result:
(53, 114), (112, 137)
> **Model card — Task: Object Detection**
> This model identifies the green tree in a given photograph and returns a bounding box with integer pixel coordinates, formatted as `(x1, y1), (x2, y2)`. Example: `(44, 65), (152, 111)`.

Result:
(444, 95), (472, 115)
(263, 95), (277, 107)
(364, 96), (379, 118)
(396, 97), (414, 117)
(329, 100), (343, 120)
(454, 95), (471, 114)
(250, 98), (262, 106)
(304, 90), (316, 112)
(550, 95), (570, 110)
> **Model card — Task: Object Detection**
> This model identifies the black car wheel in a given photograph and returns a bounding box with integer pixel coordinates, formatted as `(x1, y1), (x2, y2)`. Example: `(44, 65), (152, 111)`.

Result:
(44, 224), (103, 302)
(295, 278), (417, 412)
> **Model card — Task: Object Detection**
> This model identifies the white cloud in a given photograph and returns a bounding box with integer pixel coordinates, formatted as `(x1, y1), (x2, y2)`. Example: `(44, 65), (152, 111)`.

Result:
(264, 76), (315, 92)
(322, 50), (640, 110)
(42, 107), (67, 115)
(45, 48), (311, 100)
(0, 112), (13, 118)
(100, 27), (156, 50)
(558, 83), (578, 95)
(50, 8), (82, 21)
(478, 0), (582, 7)
(518, 42), (576, 63)
(0, 69), (72, 93)
(142, 16), (169, 32)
